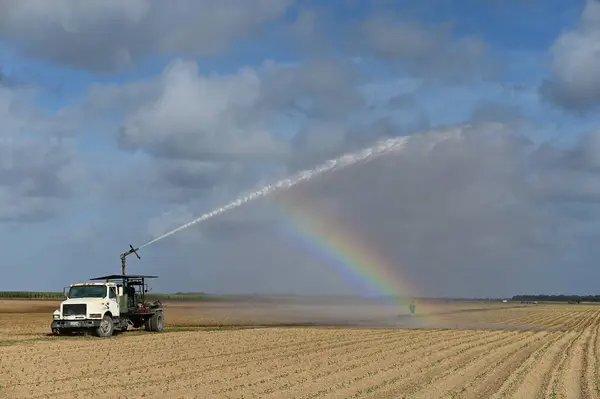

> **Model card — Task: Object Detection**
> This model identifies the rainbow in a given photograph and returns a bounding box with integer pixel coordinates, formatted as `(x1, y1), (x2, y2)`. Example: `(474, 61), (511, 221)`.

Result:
(273, 194), (417, 306)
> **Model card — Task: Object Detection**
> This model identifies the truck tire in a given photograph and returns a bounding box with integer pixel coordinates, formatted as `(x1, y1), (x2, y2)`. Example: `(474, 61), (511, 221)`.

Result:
(154, 311), (164, 332)
(95, 315), (114, 337)
(145, 311), (164, 332)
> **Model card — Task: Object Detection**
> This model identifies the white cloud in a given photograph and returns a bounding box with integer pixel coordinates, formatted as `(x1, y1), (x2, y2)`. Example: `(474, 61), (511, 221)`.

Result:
(541, 0), (600, 111)
(354, 14), (497, 83)
(0, 0), (294, 72)
(0, 85), (83, 221)
(4, 2), (600, 296)
(117, 60), (287, 161)
(75, 57), (368, 209)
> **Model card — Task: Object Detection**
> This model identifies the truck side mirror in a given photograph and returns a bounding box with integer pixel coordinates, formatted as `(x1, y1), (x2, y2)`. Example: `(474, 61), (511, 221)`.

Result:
(117, 286), (123, 296)
(63, 287), (69, 299)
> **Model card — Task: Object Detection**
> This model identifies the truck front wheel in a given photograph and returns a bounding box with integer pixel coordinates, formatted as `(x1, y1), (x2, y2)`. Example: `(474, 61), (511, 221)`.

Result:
(95, 315), (114, 337)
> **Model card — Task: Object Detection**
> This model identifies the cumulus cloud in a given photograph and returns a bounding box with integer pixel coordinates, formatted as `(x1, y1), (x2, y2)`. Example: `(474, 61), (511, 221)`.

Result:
(92, 58), (364, 161)
(15, 118), (600, 296)
(0, 85), (84, 222)
(529, 127), (600, 203)
(117, 60), (287, 161)
(47, 53), (600, 296)
(470, 102), (524, 124)
(77, 57), (368, 208)
(0, 0), (293, 72)
(541, 0), (600, 111)
(4, 1), (600, 297)
(354, 14), (496, 83)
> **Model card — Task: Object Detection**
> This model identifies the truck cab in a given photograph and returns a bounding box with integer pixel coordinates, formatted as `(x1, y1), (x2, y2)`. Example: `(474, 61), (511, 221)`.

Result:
(51, 274), (163, 337)
(52, 282), (122, 336)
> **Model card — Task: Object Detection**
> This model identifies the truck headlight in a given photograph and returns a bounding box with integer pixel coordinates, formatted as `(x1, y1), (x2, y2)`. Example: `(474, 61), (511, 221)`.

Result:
(89, 314), (102, 319)
(53, 314), (60, 319)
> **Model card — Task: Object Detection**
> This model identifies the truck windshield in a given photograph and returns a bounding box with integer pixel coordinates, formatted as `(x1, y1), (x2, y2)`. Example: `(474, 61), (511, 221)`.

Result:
(68, 285), (107, 299)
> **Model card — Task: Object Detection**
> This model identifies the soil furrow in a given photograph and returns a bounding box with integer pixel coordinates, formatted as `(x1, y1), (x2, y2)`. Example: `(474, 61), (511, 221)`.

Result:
(5, 329), (428, 387)
(372, 331), (544, 399)
(258, 331), (520, 399)
(12, 330), (488, 398)
(489, 330), (571, 398)
(164, 330), (513, 399)
(590, 318), (600, 399)
(570, 310), (600, 398)
(120, 330), (501, 398)
(3, 301), (600, 399)
(562, 325), (593, 399)
(312, 331), (528, 398)
(541, 310), (599, 398)
(456, 333), (553, 398)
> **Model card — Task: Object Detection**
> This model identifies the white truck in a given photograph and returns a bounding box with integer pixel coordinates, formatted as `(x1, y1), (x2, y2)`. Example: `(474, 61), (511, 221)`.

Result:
(51, 246), (164, 337)
(51, 275), (164, 337)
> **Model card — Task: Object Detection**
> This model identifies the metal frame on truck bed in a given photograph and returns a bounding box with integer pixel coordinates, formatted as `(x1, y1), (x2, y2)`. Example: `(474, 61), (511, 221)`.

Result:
(89, 274), (163, 329)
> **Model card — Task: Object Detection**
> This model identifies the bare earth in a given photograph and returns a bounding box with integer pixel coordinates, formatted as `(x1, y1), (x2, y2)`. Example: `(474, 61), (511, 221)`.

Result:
(1, 299), (599, 398)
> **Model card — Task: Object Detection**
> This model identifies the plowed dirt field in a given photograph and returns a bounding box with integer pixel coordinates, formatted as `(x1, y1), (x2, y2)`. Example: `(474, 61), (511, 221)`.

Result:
(1, 300), (599, 398)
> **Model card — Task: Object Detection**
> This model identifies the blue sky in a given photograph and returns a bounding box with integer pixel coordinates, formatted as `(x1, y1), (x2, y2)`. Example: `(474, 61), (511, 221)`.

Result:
(1, 0), (600, 297)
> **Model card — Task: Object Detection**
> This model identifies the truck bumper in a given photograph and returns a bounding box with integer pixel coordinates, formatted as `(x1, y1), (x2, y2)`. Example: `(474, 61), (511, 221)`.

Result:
(51, 319), (101, 329)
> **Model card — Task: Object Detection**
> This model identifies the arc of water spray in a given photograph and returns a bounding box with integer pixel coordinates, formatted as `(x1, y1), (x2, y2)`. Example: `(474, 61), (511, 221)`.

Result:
(139, 135), (412, 249)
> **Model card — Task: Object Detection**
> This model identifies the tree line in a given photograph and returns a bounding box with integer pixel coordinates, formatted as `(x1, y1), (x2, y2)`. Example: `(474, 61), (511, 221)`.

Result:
(511, 294), (600, 303)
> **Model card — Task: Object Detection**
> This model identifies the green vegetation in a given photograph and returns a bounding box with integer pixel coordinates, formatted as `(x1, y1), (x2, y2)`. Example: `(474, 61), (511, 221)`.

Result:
(3, 291), (597, 303)
(511, 294), (600, 303)
(0, 291), (342, 302)
(0, 291), (227, 301)
(0, 291), (63, 300)
(0, 291), (403, 303)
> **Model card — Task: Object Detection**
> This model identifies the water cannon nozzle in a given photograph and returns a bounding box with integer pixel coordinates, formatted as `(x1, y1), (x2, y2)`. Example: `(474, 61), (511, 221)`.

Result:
(120, 244), (141, 275)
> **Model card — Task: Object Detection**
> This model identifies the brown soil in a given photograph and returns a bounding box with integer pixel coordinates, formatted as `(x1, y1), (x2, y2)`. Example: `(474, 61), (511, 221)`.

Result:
(0, 300), (598, 398)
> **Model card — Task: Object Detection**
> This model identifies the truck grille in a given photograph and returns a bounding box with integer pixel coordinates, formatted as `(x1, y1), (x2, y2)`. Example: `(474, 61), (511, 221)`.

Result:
(63, 304), (86, 316)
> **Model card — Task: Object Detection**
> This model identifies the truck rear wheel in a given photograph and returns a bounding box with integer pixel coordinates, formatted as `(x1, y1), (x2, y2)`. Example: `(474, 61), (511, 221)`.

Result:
(145, 311), (164, 332)
(95, 315), (114, 337)
(154, 311), (164, 332)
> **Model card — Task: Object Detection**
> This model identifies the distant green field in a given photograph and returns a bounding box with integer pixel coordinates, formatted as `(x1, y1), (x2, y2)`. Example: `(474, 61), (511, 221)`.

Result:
(0, 291), (226, 301)
(0, 291), (406, 303)
(0, 291), (316, 302)
(0, 292), (64, 300)
(2, 291), (594, 303)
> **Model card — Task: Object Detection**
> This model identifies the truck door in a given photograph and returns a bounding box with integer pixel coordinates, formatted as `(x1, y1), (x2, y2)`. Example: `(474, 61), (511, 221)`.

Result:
(109, 286), (120, 317)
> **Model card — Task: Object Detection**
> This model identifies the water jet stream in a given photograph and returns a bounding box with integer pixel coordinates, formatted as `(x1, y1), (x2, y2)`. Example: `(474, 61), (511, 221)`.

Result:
(139, 135), (414, 249)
